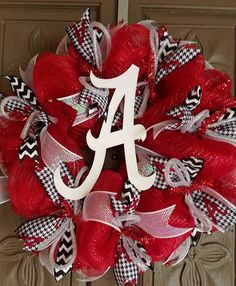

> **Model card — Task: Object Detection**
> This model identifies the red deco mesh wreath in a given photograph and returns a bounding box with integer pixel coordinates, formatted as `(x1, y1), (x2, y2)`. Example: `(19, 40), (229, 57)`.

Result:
(0, 8), (235, 285)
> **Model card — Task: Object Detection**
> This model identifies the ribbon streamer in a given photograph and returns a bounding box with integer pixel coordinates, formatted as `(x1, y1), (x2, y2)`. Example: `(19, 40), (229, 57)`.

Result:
(83, 190), (190, 285)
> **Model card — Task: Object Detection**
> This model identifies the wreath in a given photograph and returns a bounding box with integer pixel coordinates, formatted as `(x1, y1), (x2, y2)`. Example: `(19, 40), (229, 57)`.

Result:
(0, 8), (236, 285)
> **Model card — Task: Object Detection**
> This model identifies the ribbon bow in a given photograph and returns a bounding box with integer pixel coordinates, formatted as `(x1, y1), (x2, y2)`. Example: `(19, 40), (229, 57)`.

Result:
(0, 76), (49, 161)
(83, 180), (192, 285)
(16, 163), (79, 281)
(66, 8), (111, 71)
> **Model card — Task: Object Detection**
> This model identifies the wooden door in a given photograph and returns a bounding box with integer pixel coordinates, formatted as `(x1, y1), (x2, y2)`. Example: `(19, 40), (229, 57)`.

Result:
(0, 1), (235, 285)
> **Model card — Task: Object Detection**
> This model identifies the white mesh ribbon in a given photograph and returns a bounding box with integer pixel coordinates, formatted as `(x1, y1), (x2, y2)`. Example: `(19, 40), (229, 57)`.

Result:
(83, 191), (192, 238)
(75, 268), (110, 282)
(89, 21), (111, 71)
(40, 127), (82, 171)
(136, 205), (192, 238)
(83, 191), (121, 232)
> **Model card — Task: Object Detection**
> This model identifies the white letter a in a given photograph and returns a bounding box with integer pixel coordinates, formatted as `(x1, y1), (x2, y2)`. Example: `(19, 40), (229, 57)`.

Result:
(54, 65), (155, 200)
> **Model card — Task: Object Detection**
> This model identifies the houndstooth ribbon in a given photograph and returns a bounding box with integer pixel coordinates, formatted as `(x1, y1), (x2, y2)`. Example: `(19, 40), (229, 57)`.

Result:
(17, 163), (80, 281)
(114, 236), (152, 286)
(66, 8), (96, 66)
(155, 42), (201, 83)
(187, 187), (236, 232)
(79, 87), (109, 118)
(157, 28), (179, 64)
(0, 76), (49, 162)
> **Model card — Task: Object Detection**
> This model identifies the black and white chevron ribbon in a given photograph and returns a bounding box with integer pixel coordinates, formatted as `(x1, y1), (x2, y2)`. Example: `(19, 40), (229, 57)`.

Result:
(6, 76), (40, 109)
(5, 76), (50, 162)
(54, 224), (74, 281)
(182, 157), (204, 181)
(166, 85), (202, 130)
(158, 30), (179, 62)
(185, 85), (202, 110)
(18, 112), (49, 161)
(110, 180), (140, 215)
(93, 26), (103, 43)
(54, 264), (72, 282)
(19, 136), (38, 161)
(218, 107), (236, 121)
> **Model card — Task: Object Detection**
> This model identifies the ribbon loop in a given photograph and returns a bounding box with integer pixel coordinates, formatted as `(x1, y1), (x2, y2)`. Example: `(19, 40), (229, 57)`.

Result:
(164, 158), (191, 187)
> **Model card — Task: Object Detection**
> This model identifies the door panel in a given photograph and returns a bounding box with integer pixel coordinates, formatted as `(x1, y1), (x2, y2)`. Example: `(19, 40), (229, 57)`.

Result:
(128, 1), (236, 285)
